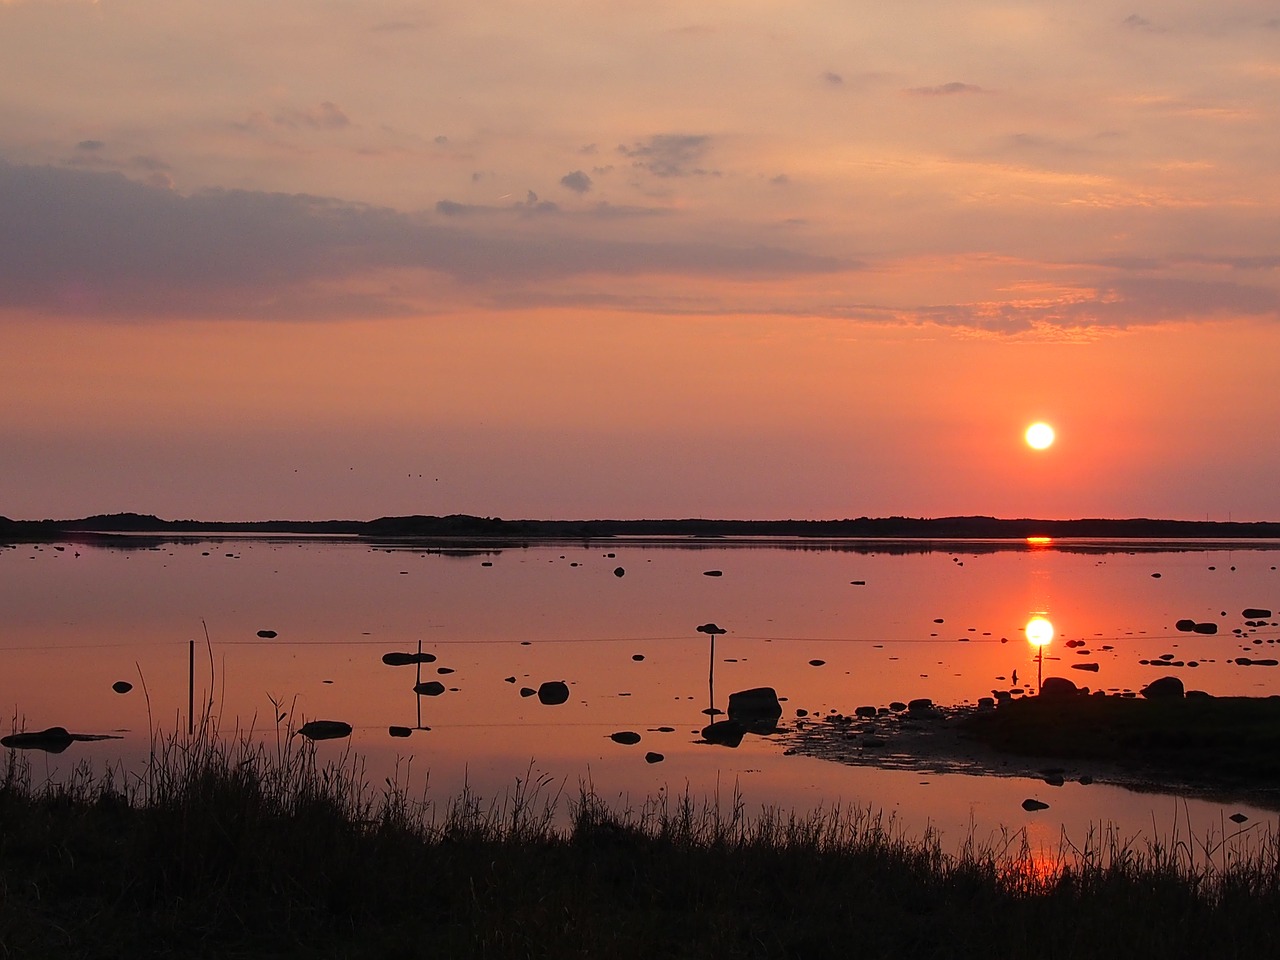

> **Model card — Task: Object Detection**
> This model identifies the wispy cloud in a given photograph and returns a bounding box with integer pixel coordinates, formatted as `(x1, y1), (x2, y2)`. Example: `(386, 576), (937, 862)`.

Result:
(906, 82), (984, 96)
(618, 135), (718, 178)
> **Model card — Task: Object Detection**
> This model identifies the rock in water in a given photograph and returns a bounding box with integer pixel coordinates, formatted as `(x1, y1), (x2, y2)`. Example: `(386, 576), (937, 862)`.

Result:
(1141, 676), (1185, 699)
(111, 680), (133, 694)
(696, 623), (727, 635)
(701, 720), (746, 748)
(1021, 798), (1050, 812)
(256, 629), (278, 638)
(1, 727), (74, 753)
(537, 680), (570, 705)
(382, 651), (437, 666)
(297, 720), (352, 741)
(644, 752), (664, 764)
(728, 687), (783, 719)
(613, 567), (625, 578)
(413, 681), (446, 697)
(389, 726), (412, 738)
(610, 731), (642, 745)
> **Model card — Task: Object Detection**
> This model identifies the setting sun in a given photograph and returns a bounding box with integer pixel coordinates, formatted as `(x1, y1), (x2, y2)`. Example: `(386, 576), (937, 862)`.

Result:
(1025, 616), (1055, 646)
(1025, 422), (1055, 450)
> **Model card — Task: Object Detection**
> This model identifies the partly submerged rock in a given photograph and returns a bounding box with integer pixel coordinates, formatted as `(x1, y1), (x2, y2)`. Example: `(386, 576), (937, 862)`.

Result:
(645, 751), (664, 764)
(111, 680), (133, 694)
(414, 681), (446, 697)
(537, 680), (570, 705)
(389, 726), (412, 738)
(382, 651), (437, 666)
(2, 727), (74, 753)
(701, 719), (746, 748)
(610, 731), (642, 745)
(696, 623), (727, 635)
(296, 720), (352, 741)
(1243, 608), (1273, 620)
(1022, 798), (1050, 812)
(256, 629), (278, 639)
(728, 687), (783, 720)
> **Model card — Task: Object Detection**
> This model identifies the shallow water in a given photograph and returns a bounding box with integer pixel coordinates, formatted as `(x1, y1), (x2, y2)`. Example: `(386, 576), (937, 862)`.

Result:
(3, 535), (1279, 853)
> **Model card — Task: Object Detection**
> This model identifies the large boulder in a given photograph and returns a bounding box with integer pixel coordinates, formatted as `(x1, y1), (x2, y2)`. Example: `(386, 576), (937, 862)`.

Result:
(728, 687), (782, 720)
(1039, 677), (1081, 699)
(1141, 676), (1185, 699)
(701, 720), (746, 748)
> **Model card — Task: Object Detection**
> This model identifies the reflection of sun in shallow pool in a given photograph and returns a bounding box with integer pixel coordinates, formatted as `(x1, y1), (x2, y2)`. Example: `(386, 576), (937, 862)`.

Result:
(1025, 616), (1054, 646)
(1025, 422), (1055, 450)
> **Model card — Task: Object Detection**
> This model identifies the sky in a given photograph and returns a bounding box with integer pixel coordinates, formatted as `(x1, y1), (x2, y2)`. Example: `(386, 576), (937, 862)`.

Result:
(2, 0), (1279, 522)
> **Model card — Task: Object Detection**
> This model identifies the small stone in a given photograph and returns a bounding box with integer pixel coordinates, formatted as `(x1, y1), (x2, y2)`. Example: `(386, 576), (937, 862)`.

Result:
(644, 751), (664, 764)
(414, 681), (446, 697)
(703, 570), (723, 577)
(256, 629), (278, 639)
(1021, 798), (1050, 812)
(1230, 813), (1249, 824)
(111, 681), (133, 694)
(613, 566), (625, 577)
(389, 726), (412, 738)
(809, 659), (826, 667)
(610, 731), (641, 745)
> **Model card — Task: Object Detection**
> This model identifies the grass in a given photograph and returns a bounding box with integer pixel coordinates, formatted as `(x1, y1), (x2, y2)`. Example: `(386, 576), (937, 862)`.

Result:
(3, 724), (1280, 959)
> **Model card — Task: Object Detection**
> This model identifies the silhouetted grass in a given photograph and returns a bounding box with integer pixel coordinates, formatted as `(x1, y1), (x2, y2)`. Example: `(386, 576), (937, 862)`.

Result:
(3, 727), (1280, 959)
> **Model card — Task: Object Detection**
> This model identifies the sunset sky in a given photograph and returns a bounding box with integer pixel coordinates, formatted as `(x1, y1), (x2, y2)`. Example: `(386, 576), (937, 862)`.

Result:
(3, 1), (1278, 521)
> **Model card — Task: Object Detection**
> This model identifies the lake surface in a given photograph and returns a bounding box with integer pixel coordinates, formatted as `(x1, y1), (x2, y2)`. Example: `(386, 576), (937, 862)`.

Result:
(4, 535), (1280, 854)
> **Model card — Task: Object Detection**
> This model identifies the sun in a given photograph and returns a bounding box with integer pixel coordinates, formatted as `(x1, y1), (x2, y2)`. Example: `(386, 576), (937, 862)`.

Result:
(1024, 422), (1055, 450)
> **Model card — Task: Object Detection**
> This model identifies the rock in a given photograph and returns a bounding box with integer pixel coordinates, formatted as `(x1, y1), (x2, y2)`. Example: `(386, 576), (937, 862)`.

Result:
(1021, 798), (1050, 812)
(504, 676), (517, 683)
(632, 654), (645, 661)
(610, 731), (641, 745)
(389, 726), (412, 737)
(1193, 622), (1218, 635)
(382, 651), (437, 666)
(297, 720), (352, 741)
(644, 752), (664, 764)
(414, 681), (446, 696)
(111, 680), (133, 694)
(1141, 676), (1184, 699)
(703, 570), (723, 577)
(537, 680), (570, 705)
(889, 701), (907, 711)
(808, 659), (826, 667)
(1039, 677), (1081, 699)
(1175, 619), (1197, 632)
(256, 629), (278, 638)
(907, 698), (934, 714)
(1243, 608), (1273, 619)
(613, 566), (625, 577)
(696, 623), (727, 635)
(978, 697), (995, 709)
(701, 720), (746, 747)
(1151, 573), (1162, 578)
(854, 705), (878, 718)
(519, 687), (536, 697)
(1071, 663), (1100, 672)
(728, 687), (783, 719)
(1, 727), (74, 753)
(1230, 813), (1249, 824)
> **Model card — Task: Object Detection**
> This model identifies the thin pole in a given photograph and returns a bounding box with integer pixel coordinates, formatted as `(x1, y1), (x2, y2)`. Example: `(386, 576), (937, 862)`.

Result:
(416, 637), (423, 729)
(188, 638), (195, 736)
(1037, 645), (1043, 695)
(708, 635), (716, 719)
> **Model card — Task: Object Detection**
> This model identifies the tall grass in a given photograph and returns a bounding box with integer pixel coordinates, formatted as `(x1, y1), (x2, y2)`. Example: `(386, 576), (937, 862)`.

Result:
(3, 721), (1280, 958)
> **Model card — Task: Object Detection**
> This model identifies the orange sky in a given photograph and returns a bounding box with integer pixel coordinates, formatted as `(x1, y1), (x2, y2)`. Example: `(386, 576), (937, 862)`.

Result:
(2, 2), (1278, 520)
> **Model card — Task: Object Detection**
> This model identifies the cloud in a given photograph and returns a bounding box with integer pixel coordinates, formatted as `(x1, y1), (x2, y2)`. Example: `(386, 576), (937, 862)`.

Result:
(273, 101), (351, 130)
(559, 170), (592, 193)
(618, 135), (718, 177)
(906, 82), (984, 96)
(0, 160), (846, 321)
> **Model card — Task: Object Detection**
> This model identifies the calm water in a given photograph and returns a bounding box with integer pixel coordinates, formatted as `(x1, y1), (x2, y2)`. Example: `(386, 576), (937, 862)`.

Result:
(4, 535), (1280, 852)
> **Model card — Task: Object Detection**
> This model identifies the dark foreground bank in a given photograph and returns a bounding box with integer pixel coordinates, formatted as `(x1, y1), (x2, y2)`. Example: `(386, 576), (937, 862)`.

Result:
(3, 732), (1280, 959)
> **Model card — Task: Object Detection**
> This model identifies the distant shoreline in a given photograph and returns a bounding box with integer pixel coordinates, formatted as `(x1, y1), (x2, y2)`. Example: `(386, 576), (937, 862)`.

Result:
(4, 511), (1280, 544)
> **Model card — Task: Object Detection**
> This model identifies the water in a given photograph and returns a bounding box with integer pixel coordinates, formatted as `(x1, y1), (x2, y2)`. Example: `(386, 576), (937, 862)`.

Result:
(3, 535), (1279, 852)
